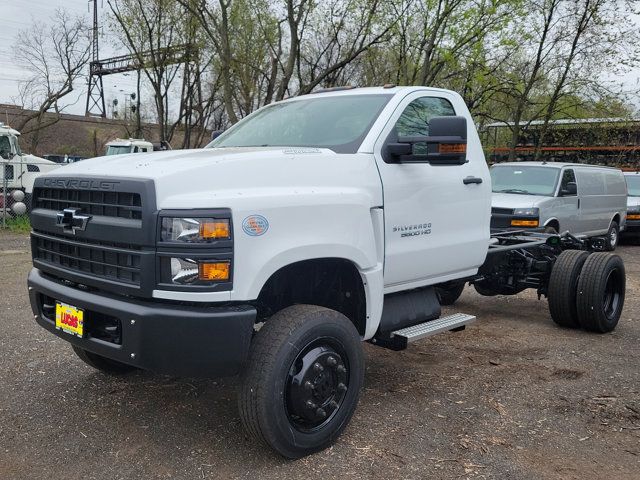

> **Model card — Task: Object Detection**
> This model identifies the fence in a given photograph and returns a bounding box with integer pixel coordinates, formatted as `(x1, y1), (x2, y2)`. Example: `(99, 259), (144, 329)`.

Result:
(1, 158), (63, 229)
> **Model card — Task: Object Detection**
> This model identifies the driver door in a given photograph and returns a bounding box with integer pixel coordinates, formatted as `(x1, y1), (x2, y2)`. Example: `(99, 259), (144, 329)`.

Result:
(374, 92), (491, 291)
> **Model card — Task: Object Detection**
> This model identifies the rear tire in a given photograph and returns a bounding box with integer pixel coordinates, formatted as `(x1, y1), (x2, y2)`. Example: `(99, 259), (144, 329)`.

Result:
(72, 346), (138, 375)
(576, 253), (625, 333)
(605, 221), (619, 251)
(435, 282), (465, 306)
(473, 282), (496, 296)
(547, 250), (589, 328)
(238, 305), (364, 458)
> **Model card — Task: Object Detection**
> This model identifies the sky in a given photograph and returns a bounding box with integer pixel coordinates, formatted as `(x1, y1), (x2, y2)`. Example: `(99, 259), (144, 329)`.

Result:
(0, 0), (638, 121)
(0, 0), (140, 117)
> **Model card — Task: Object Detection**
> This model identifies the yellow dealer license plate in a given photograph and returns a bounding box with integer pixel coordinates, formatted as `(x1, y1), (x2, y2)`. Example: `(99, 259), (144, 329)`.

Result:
(55, 302), (84, 337)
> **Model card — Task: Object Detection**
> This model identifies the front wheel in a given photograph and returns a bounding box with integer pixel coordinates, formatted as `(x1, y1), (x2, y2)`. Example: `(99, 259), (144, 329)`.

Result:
(605, 221), (619, 251)
(238, 305), (364, 458)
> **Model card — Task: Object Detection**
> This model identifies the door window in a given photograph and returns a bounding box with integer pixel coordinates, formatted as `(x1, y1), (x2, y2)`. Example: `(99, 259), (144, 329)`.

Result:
(394, 97), (455, 154)
(560, 169), (577, 196)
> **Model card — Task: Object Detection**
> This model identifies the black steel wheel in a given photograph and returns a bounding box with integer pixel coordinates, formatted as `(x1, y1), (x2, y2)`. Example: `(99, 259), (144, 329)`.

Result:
(72, 346), (138, 375)
(576, 253), (625, 332)
(238, 305), (364, 458)
(547, 250), (589, 328)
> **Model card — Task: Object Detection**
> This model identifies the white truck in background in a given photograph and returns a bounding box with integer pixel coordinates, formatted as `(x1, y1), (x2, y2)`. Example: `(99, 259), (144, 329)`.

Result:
(27, 86), (626, 458)
(0, 123), (59, 214)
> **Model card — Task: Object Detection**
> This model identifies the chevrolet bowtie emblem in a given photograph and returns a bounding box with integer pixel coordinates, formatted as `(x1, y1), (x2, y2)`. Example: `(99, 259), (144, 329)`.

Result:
(56, 208), (92, 234)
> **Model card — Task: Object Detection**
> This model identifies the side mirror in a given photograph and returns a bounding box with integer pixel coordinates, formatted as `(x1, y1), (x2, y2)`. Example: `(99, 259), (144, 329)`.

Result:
(384, 116), (468, 165)
(210, 130), (224, 142)
(560, 182), (577, 196)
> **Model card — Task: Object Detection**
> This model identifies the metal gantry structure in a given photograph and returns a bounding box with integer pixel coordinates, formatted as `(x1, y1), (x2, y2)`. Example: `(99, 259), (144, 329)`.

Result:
(84, 0), (191, 118)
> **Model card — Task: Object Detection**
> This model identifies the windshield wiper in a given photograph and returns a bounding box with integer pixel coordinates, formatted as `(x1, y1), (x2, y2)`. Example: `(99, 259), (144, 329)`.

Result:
(495, 188), (532, 195)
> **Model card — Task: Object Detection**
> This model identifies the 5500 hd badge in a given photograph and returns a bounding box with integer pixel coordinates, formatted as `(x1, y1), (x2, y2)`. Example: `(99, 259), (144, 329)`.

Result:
(393, 223), (432, 238)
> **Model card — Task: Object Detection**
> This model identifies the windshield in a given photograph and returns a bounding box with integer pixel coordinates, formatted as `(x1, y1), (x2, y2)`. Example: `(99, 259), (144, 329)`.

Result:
(208, 94), (392, 153)
(626, 175), (640, 196)
(491, 165), (560, 196)
(106, 145), (133, 156)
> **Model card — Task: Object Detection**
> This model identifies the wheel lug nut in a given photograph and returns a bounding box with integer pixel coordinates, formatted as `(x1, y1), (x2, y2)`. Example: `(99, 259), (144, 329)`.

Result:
(313, 362), (324, 373)
(329, 400), (339, 409)
(336, 365), (346, 374)
(316, 408), (327, 418)
(326, 356), (337, 367)
(337, 383), (347, 392)
(304, 380), (315, 390)
(306, 400), (317, 410)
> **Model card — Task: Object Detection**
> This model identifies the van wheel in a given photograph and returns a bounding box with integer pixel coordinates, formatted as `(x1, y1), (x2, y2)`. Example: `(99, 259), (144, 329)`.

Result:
(72, 346), (138, 375)
(435, 282), (465, 306)
(238, 305), (364, 458)
(544, 225), (558, 234)
(605, 221), (619, 251)
(576, 253), (625, 332)
(547, 250), (589, 328)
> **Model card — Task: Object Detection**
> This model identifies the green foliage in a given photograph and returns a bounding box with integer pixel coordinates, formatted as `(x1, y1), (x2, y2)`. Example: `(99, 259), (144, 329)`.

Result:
(3, 215), (31, 234)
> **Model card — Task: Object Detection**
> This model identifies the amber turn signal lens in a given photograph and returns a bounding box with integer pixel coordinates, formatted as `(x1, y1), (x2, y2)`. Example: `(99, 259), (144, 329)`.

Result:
(628, 213), (640, 220)
(439, 143), (466, 154)
(199, 220), (230, 239)
(198, 262), (230, 281)
(511, 219), (539, 227)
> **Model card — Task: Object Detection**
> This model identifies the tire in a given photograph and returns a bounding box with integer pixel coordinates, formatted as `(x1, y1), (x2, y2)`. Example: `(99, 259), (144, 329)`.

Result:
(605, 221), (619, 251)
(238, 304), (364, 458)
(72, 346), (138, 375)
(547, 250), (589, 328)
(576, 253), (625, 333)
(435, 282), (465, 306)
(544, 225), (558, 234)
(473, 282), (496, 296)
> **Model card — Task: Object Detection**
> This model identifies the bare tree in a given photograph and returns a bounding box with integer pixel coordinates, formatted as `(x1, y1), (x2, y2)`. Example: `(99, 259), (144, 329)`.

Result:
(12, 9), (91, 152)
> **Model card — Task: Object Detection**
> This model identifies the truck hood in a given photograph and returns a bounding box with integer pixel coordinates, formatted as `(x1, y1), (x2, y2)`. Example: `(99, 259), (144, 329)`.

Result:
(491, 192), (550, 209)
(42, 146), (382, 209)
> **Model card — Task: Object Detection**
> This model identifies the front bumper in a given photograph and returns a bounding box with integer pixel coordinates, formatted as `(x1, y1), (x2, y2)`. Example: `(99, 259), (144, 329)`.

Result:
(623, 219), (640, 234)
(28, 268), (256, 377)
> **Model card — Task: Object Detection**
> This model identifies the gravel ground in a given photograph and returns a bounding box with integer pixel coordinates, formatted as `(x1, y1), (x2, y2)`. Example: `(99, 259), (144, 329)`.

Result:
(0, 231), (638, 479)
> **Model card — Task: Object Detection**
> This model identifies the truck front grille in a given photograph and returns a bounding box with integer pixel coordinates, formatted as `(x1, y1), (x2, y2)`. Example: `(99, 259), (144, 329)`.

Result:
(33, 232), (142, 286)
(491, 207), (515, 215)
(33, 188), (142, 220)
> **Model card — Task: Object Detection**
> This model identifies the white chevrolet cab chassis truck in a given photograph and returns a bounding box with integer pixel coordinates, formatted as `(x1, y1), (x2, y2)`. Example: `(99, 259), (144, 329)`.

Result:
(27, 86), (626, 458)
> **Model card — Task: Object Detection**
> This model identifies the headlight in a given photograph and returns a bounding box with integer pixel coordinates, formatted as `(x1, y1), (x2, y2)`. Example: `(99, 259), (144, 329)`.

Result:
(168, 258), (230, 285)
(513, 207), (539, 217)
(627, 207), (640, 220)
(161, 217), (230, 242)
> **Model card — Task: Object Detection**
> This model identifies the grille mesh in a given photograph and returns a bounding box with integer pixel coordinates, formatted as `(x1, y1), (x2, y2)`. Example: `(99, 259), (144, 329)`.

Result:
(33, 188), (142, 220)
(33, 234), (141, 285)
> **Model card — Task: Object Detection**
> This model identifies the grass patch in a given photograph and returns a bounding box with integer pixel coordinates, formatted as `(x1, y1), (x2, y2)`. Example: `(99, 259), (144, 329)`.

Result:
(2, 215), (31, 233)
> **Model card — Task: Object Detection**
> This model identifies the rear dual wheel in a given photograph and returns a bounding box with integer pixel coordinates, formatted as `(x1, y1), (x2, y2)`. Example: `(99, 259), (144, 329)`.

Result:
(548, 251), (625, 332)
(238, 305), (364, 458)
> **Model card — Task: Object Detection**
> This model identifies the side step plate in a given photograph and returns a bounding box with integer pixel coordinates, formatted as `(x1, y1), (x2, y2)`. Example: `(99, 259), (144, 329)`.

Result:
(392, 313), (476, 344)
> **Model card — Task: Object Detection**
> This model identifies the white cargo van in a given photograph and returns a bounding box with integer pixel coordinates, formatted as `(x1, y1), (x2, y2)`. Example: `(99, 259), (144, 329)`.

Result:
(491, 162), (627, 250)
(624, 171), (640, 236)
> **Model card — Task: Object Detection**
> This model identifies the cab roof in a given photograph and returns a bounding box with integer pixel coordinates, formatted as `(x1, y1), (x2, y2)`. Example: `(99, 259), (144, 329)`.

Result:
(284, 85), (457, 102)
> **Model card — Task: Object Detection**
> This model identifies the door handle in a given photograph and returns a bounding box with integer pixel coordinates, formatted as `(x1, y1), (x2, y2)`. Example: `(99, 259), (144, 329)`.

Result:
(463, 176), (483, 185)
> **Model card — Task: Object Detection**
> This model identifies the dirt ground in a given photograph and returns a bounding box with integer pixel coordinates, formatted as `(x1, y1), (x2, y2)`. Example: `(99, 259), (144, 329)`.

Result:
(0, 231), (638, 480)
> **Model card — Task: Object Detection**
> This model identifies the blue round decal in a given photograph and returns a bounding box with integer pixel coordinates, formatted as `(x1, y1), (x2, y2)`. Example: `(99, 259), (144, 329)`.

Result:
(242, 215), (269, 236)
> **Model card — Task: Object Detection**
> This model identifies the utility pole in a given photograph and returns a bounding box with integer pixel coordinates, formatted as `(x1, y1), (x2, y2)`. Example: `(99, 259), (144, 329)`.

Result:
(85, 0), (106, 117)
